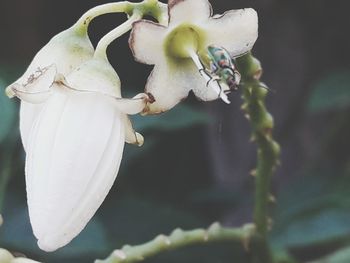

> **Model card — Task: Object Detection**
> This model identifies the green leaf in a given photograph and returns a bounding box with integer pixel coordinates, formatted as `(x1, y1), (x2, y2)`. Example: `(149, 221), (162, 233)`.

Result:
(308, 70), (350, 113)
(122, 105), (209, 166)
(271, 173), (350, 249)
(131, 104), (209, 132)
(0, 79), (16, 144)
(312, 247), (350, 263)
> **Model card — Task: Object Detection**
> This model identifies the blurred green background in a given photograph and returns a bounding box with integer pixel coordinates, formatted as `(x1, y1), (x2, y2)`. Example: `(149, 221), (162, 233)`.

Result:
(0, 0), (350, 262)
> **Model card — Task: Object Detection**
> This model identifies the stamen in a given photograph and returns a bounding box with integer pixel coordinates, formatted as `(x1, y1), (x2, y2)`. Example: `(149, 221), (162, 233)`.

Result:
(188, 50), (230, 104)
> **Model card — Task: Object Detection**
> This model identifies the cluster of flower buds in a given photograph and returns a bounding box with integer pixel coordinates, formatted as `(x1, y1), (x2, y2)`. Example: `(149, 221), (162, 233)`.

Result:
(5, 0), (258, 252)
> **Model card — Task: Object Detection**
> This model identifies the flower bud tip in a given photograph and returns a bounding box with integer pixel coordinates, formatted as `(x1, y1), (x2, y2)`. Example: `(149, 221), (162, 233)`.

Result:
(5, 86), (16, 98)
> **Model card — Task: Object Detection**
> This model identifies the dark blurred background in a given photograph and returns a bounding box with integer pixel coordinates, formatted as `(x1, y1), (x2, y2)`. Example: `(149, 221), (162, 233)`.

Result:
(1, 0), (350, 262)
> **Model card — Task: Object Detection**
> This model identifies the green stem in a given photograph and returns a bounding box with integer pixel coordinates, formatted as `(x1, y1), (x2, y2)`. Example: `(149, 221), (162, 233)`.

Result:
(0, 248), (40, 263)
(95, 223), (256, 263)
(72, 0), (168, 36)
(236, 53), (280, 263)
(0, 150), (13, 213)
(73, 2), (130, 33)
(94, 12), (142, 60)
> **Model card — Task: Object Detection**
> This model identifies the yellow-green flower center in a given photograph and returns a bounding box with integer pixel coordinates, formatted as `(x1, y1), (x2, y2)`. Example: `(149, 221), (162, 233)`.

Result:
(164, 24), (206, 59)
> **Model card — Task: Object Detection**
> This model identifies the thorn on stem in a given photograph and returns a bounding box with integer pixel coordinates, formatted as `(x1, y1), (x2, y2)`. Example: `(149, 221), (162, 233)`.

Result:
(267, 218), (273, 231)
(241, 224), (255, 252)
(268, 194), (276, 203)
(170, 228), (183, 238)
(250, 169), (257, 177)
(122, 245), (131, 251)
(208, 222), (221, 236)
(113, 250), (127, 260)
(156, 234), (171, 246)
(203, 232), (209, 241)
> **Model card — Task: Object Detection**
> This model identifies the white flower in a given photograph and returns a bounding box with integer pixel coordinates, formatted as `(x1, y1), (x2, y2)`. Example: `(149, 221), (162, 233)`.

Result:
(6, 27), (94, 151)
(5, 7), (151, 252)
(129, 0), (258, 114)
(10, 56), (148, 251)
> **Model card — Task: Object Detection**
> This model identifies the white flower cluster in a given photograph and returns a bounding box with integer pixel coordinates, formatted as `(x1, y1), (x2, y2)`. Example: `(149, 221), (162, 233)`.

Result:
(5, 0), (258, 252)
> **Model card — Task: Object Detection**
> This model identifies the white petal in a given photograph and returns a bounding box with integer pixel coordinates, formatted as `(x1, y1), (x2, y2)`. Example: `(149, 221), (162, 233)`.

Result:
(17, 65), (57, 151)
(189, 67), (229, 101)
(12, 88), (52, 104)
(187, 50), (230, 102)
(114, 93), (148, 115)
(63, 59), (147, 115)
(22, 64), (57, 93)
(123, 115), (144, 146)
(65, 58), (121, 98)
(144, 61), (192, 114)
(20, 102), (45, 152)
(203, 8), (258, 57)
(14, 29), (93, 88)
(0, 248), (13, 262)
(7, 64), (56, 103)
(129, 20), (167, 65)
(10, 28), (94, 152)
(169, 0), (212, 25)
(26, 85), (125, 251)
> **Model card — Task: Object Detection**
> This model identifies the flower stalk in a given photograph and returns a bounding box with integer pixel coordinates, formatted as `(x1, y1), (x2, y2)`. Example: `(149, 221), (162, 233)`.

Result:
(95, 223), (256, 263)
(73, 0), (167, 36)
(94, 12), (143, 60)
(236, 53), (281, 263)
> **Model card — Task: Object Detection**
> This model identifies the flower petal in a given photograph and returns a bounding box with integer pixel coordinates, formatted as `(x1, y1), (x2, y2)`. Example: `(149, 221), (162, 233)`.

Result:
(16, 65), (57, 152)
(9, 28), (93, 89)
(123, 115), (144, 146)
(203, 8), (258, 57)
(0, 248), (13, 261)
(143, 62), (192, 114)
(114, 93), (148, 115)
(9, 28), (93, 152)
(20, 102), (45, 152)
(169, 0), (212, 25)
(129, 20), (167, 65)
(189, 66), (230, 101)
(64, 58), (122, 98)
(26, 85), (125, 251)
(7, 64), (56, 103)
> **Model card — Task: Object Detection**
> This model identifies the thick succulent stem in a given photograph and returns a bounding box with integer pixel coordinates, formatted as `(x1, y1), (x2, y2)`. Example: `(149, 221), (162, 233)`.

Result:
(236, 53), (281, 263)
(95, 223), (256, 263)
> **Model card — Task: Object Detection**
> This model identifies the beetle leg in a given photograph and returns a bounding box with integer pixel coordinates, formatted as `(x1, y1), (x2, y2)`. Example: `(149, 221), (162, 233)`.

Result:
(234, 70), (242, 85)
(188, 50), (230, 104)
(210, 61), (218, 73)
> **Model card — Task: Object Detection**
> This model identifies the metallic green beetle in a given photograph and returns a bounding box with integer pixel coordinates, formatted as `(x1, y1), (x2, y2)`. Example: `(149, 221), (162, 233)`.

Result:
(201, 45), (241, 92)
